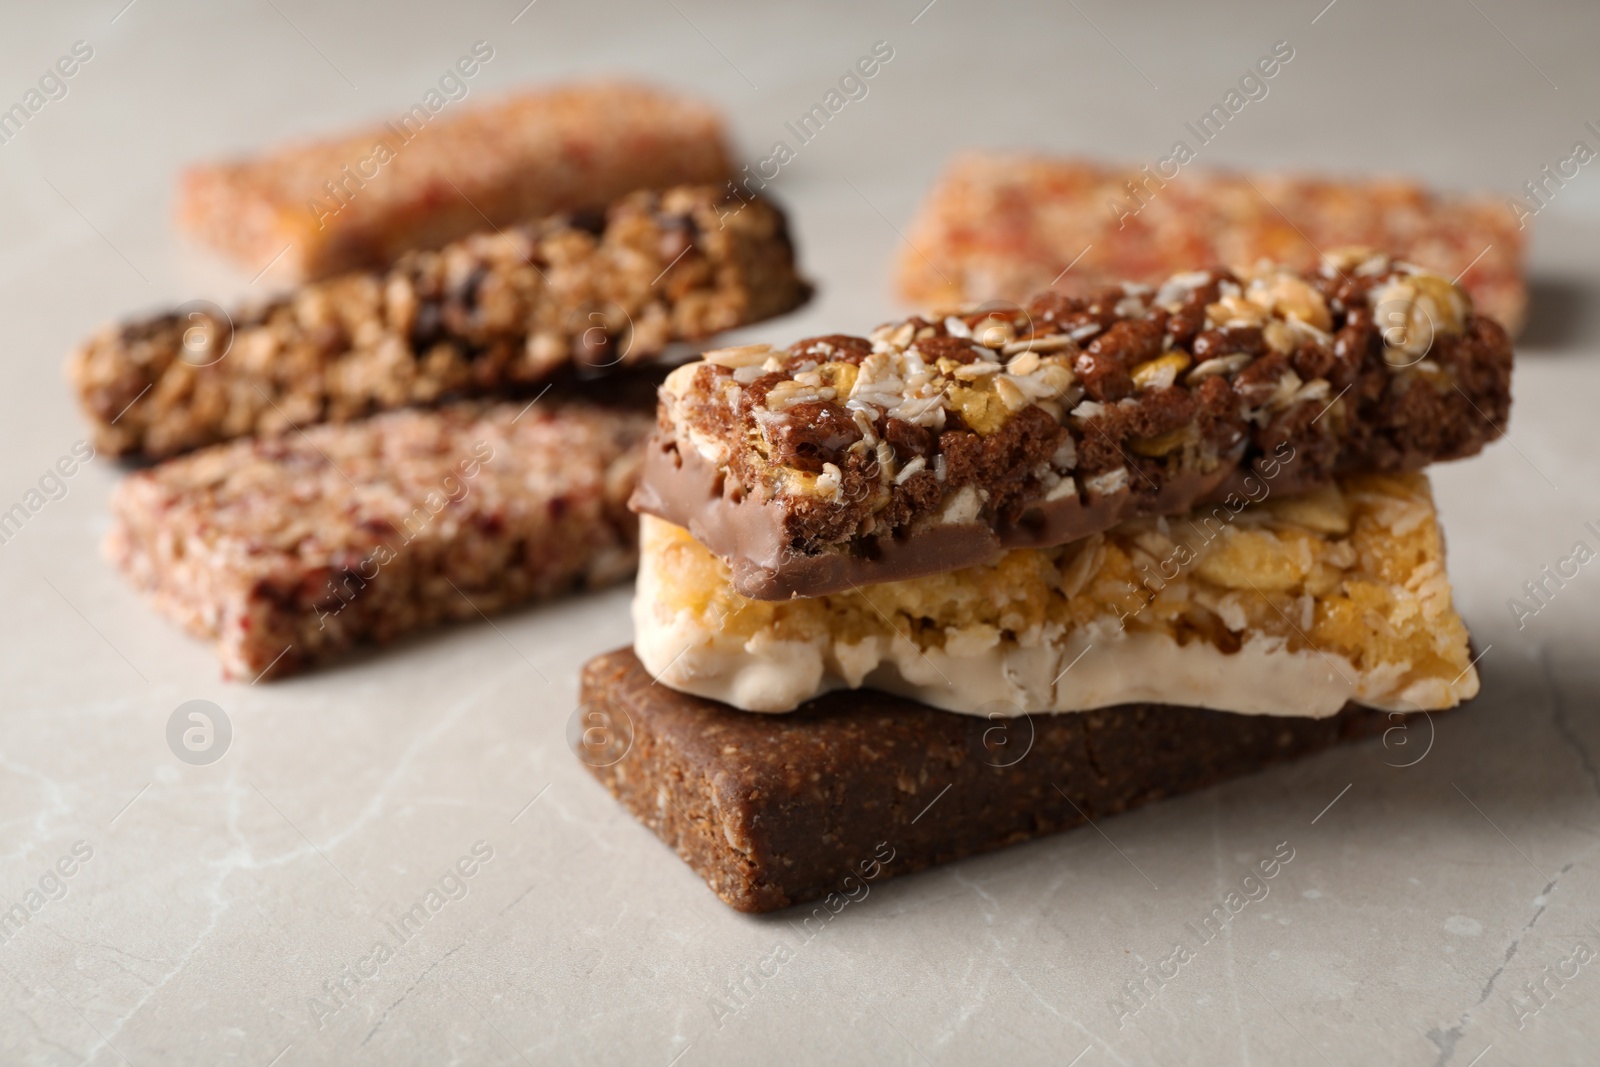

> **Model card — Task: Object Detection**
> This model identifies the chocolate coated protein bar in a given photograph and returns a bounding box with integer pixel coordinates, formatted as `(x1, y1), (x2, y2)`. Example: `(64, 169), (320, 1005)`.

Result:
(635, 254), (1512, 599)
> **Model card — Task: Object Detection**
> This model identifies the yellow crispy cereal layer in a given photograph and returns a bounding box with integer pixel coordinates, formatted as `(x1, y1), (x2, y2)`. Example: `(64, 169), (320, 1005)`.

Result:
(635, 473), (1478, 715)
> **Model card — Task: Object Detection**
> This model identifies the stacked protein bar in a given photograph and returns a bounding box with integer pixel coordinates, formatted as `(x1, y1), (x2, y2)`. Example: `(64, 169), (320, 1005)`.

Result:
(581, 250), (1513, 912)
(70, 84), (811, 679)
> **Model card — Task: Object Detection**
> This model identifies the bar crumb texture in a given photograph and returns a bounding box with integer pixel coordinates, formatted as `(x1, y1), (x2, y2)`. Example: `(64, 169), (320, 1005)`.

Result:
(179, 81), (734, 280)
(107, 400), (651, 680)
(74, 186), (808, 459)
(580, 647), (1398, 913)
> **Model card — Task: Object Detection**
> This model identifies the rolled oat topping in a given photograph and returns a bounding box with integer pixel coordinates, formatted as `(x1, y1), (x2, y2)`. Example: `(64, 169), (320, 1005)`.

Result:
(639, 255), (1513, 599)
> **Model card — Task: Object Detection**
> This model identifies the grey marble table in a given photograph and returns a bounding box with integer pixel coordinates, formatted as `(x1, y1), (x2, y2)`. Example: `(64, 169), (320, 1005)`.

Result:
(1, 1), (1597, 1063)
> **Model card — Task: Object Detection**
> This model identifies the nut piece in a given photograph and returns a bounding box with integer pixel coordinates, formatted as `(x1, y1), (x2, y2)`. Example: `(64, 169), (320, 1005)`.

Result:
(971, 315), (1017, 348)
(1187, 353), (1253, 382)
(764, 379), (829, 410)
(1007, 350), (1043, 376)
(993, 375), (1030, 412)
(1263, 482), (1350, 535)
(703, 344), (775, 368)
(1255, 271), (1332, 332)
(1131, 351), (1191, 391)
(1262, 320), (1297, 354)
(1206, 292), (1268, 329)
(1370, 274), (1466, 365)
(1324, 246), (1391, 277)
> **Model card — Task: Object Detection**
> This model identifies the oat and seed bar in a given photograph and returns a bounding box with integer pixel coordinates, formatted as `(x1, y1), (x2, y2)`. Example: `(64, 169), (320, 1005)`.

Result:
(636, 473), (1479, 716)
(898, 154), (1527, 334)
(580, 646), (1405, 913)
(107, 399), (651, 680)
(633, 254), (1512, 599)
(73, 186), (809, 460)
(180, 81), (734, 280)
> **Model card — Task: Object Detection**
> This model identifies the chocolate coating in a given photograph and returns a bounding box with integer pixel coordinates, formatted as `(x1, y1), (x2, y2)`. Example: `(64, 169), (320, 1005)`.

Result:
(630, 432), (1327, 600)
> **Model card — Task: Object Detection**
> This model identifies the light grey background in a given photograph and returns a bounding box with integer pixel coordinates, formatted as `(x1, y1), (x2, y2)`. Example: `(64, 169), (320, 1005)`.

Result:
(1, 1), (1597, 1064)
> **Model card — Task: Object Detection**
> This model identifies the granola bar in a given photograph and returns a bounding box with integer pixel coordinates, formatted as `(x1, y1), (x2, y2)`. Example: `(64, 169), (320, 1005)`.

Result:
(579, 646), (1406, 913)
(898, 154), (1527, 334)
(106, 399), (651, 680)
(635, 473), (1479, 715)
(179, 81), (734, 280)
(634, 254), (1513, 599)
(73, 186), (810, 460)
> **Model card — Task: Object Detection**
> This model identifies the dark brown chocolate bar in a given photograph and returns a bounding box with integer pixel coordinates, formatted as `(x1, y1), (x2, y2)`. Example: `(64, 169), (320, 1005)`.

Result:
(578, 648), (1405, 913)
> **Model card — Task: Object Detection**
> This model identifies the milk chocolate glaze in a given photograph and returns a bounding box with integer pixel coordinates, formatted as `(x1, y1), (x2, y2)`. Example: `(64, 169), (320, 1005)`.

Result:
(628, 434), (1329, 600)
